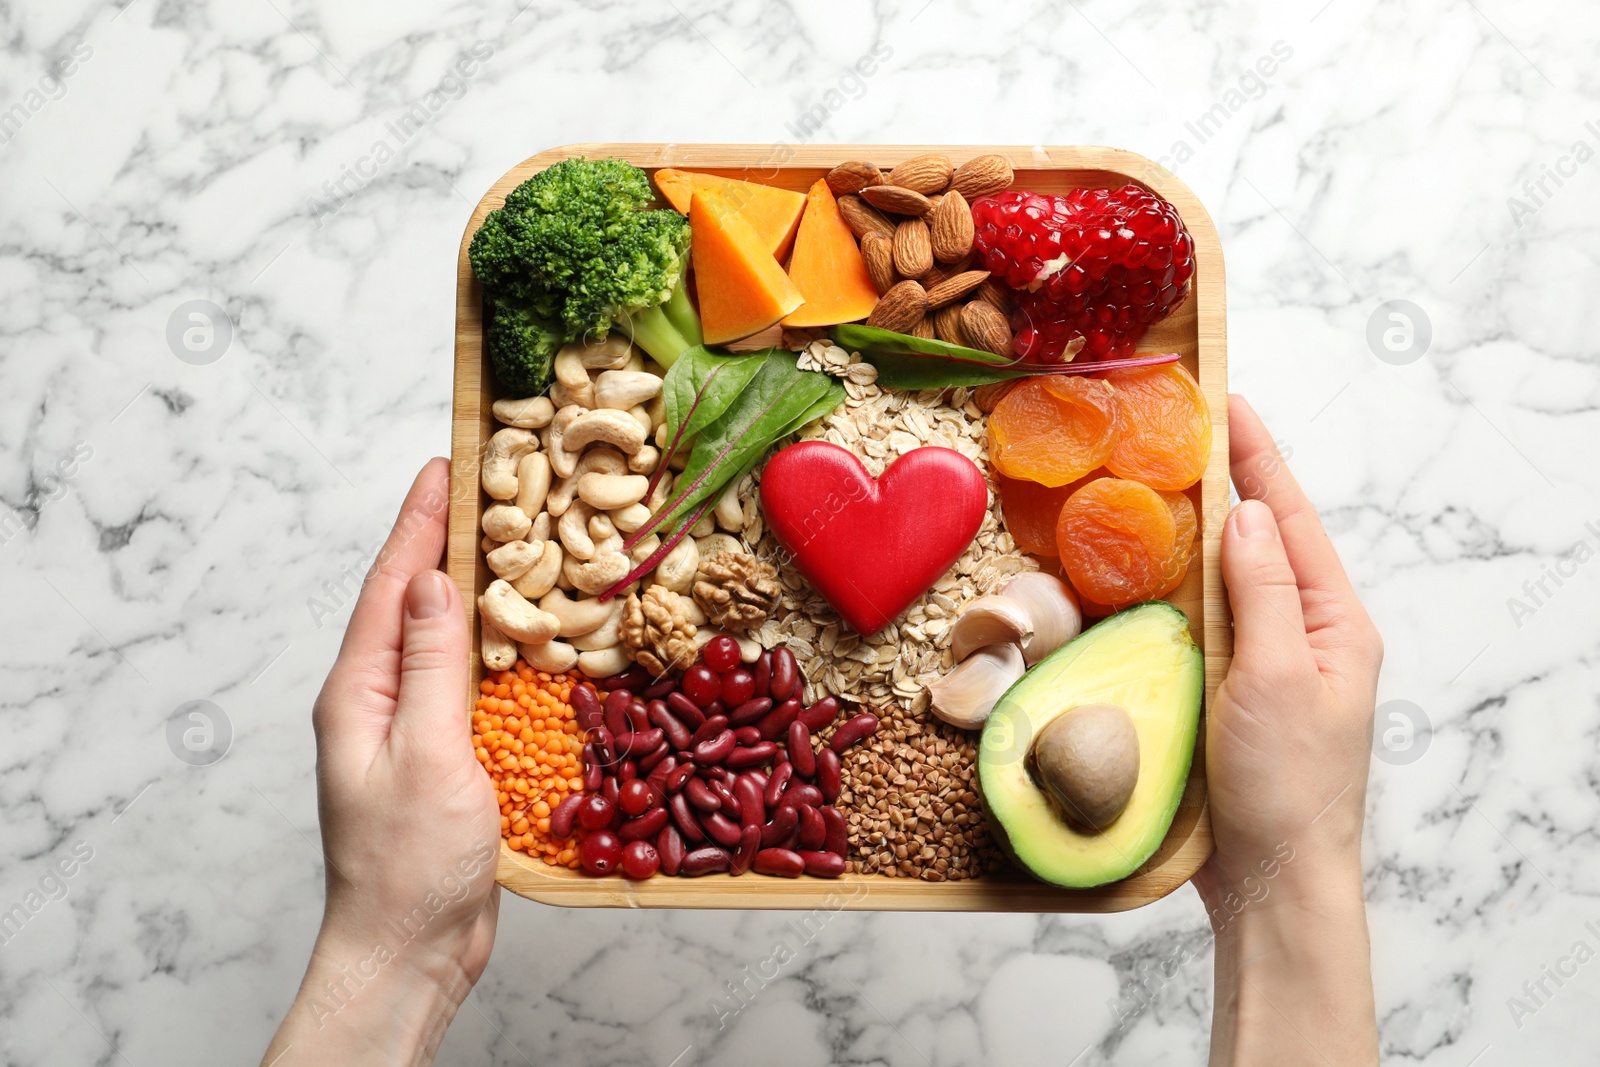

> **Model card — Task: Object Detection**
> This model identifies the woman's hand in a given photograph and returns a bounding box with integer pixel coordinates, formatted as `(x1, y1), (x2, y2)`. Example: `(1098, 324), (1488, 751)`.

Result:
(1198, 396), (1382, 1066)
(263, 458), (500, 1067)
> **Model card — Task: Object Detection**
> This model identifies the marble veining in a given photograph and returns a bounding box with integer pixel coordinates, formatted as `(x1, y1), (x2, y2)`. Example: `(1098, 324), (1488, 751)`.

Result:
(1, 0), (1598, 1063)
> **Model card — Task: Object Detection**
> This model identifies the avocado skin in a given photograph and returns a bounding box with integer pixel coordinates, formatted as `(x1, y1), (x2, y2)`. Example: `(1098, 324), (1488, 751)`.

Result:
(978, 602), (1203, 889)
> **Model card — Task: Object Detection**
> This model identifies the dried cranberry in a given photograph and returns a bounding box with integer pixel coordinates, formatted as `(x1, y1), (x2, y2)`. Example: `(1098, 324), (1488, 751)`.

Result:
(681, 665), (721, 708)
(579, 830), (622, 875)
(720, 668), (755, 706)
(618, 778), (655, 817)
(577, 793), (614, 831)
(620, 839), (660, 880)
(702, 635), (740, 672)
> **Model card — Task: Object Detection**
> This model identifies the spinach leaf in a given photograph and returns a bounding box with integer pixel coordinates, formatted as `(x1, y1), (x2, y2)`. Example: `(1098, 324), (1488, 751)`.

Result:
(829, 323), (1017, 366)
(827, 324), (1183, 389)
(661, 346), (765, 443)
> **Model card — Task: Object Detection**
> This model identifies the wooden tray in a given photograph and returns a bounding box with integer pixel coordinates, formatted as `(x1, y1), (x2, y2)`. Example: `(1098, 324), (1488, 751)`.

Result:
(449, 144), (1230, 912)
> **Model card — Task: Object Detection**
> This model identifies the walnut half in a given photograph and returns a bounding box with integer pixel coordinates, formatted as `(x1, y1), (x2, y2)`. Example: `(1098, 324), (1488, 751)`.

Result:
(693, 551), (781, 634)
(620, 585), (698, 676)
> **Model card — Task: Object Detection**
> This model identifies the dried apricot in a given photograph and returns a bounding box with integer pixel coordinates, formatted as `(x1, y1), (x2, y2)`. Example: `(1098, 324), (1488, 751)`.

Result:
(1159, 489), (1197, 551)
(988, 376), (1118, 487)
(1055, 477), (1178, 608)
(997, 475), (1074, 556)
(1102, 362), (1211, 491)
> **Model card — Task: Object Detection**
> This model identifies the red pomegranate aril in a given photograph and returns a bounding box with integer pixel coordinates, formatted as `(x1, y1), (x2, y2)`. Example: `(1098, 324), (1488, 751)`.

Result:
(701, 810), (743, 848)
(688, 715), (730, 749)
(728, 697), (773, 727)
(680, 846), (732, 877)
(720, 668), (756, 706)
(821, 806), (848, 856)
(797, 805), (827, 851)
(797, 697), (839, 731)
(817, 748), (842, 802)
(731, 824), (761, 876)
(549, 793), (585, 838)
(787, 721), (816, 777)
(577, 793), (613, 831)
(769, 648), (799, 701)
(685, 777), (721, 812)
(681, 665), (721, 707)
(619, 806), (670, 843)
(666, 691), (706, 729)
(753, 848), (805, 878)
(760, 805), (799, 848)
(703, 635), (741, 672)
(657, 825), (685, 875)
(798, 850), (846, 878)
(621, 839), (660, 879)
(579, 830), (622, 875)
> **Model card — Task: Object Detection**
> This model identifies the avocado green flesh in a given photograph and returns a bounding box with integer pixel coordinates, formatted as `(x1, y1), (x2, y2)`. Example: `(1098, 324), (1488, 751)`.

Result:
(978, 601), (1203, 889)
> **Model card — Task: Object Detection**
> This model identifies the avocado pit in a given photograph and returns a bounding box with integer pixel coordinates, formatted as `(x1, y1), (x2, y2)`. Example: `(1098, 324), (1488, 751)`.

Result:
(1030, 703), (1139, 833)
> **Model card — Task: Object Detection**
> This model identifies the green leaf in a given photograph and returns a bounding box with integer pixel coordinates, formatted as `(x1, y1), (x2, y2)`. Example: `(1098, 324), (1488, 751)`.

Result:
(829, 324), (1017, 366)
(854, 351), (1040, 389)
(661, 346), (765, 443)
(828, 323), (1185, 389)
(776, 375), (846, 437)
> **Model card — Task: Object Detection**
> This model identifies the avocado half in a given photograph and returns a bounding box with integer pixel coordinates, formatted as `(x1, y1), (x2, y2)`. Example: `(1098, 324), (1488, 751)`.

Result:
(978, 601), (1203, 888)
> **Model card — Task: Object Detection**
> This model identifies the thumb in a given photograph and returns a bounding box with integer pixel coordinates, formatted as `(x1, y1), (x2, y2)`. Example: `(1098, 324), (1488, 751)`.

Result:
(1222, 499), (1309, 661)
(391, 570), (471, 753)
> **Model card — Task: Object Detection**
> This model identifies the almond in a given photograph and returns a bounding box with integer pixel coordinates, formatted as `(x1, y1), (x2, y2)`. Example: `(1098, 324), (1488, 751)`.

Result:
(860, 231), (897, 295)
(933, 304), (967, 345)
(974, 380), (1020, 413)
(909, 315), (936, 340)
(826, 160), (884, 196)
(950, 154), (1014, 200)
(866, 280), (928, 333)
(923, 254), (974, 290)
(860, 185), (934, 217)
(974, 278), (1013, 314)
(930, 189), (975, 264)
(960, 300), (1012, 358)
(892, 218), (933, 280)
(888, 154), (953, 195)
(925, 270), (991, 309)
(838, 195), (896, 239)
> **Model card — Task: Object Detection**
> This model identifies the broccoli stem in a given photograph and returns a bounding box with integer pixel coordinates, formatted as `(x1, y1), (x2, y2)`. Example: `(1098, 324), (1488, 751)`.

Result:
(622, 303), (694, 368)
(661, 273), (703, 348)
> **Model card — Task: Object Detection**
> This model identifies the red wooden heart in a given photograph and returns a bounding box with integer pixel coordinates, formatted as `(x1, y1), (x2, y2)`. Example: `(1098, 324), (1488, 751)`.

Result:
(760, 441), (988, 635)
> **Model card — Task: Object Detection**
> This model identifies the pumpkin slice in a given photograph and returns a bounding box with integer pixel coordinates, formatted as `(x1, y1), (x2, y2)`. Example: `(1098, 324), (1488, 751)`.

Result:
(691, 187), (805, 345)
(782, 179), (881, 328)
(655, 169), (806, 259)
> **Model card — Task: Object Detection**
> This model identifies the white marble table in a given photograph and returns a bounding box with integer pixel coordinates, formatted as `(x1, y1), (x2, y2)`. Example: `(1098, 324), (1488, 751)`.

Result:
(2, 0), (1596, 1063)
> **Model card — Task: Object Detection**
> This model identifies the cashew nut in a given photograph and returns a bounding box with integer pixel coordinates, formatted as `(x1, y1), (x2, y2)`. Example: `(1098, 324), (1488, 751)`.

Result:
(627, 405), (652, 437)
(566, 549), (630, 597)
(610, 503), (652, 534)
(486, 539), (541, 581)
(654, 422), (670, 449)
(646, 393), (666, 430)
(628, 445), (660, 475)
(492, 395), (555, 429)
(588, 512), (616, 541)
(622, 348), (644, 373)
(694, 533), (744, 566)
(653, 537), (699, 594)
(559, 500), (598, 560)
(553, 344), (597, 408)
(713, 481), (743, 531)
(630, 534), (660, 566)
(546, 448), (627, 517)
(689, 510), (715, 539)
(518, 639), (578, 674)
(529, 511), (553, 542)
(564, 409), (647, 456)
(594, 370), (663, 411)
(577, 645), (632, 679)
(538, 588), (618, 637)
(479, 580), (561, 644)
(481, 535), (504, 555)
(480, 614), (518, 671)
(482, 503), (532, 542)
(570, 597), (627, 650)
(482, 427), (537, 501)
(571, 332), (633, 371)
(647, 474), (673, 510)
(578, 472), (649, 511)
(514, 451), (551, 520)
(545, 405), (587, 478)
(511, 540), (562, 599)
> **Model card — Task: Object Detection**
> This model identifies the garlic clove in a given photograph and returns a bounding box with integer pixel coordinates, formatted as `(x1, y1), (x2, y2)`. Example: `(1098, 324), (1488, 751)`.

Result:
(1002, 572), (1082, 665)
(927, 642), (1026, 730)
(949, 594), (1035, 663)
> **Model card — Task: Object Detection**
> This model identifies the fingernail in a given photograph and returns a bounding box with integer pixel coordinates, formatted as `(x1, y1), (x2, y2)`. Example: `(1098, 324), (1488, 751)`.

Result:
(406, 571), (452, 620)
(1232, 499), (1277, 540)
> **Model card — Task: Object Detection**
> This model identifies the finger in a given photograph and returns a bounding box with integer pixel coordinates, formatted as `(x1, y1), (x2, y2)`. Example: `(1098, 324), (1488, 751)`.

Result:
(390, 570), (471, 753)
(1221, 499), (1310, 665)
(1227, 395), (1358, 635)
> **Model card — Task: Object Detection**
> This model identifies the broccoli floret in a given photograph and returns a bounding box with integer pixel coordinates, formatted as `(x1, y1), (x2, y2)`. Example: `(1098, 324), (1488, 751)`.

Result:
(469, 157), (701, 396)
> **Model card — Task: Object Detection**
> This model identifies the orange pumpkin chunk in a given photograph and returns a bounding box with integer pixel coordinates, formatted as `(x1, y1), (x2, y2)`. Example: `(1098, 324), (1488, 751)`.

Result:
(1102, 362), (1211, 491)
(782, 179), (881, 328)
(654, 169), (806, 259)
(690, 187), (804, 345)
(987, 376), (1119, 487)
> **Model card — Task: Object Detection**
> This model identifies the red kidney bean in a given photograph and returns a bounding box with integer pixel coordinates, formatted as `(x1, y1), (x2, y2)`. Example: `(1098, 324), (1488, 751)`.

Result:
(571, 684), (604, 732)
(764, 762), (793, 808)
(783, 783), (824, 810)
(829, 714), (879, 753)
(708, 778), (742, 820)
(693, 729), (737, 766)
(725, 742), (777, 769)
(601, 776), (620, 808)
(821, 806), (848, 856)
(755, 698), (802, 742)
(734, 775), (765, 830)
(770, 647), (799, 701)
(732, 726), (761, 748)
(798, 850), (846, 878)
(618, 759), (638, 782)
(778, 826), (801, 852)
(741, 767), (769, 795)
(646, 754), (677, 789)
(702, 765), (732, 783)
(581, 744), (604, 791)
(759, 804), (798, 848)
(549, 793), (586, 838)
(728, 697), (773, 727)
(753, 651), (773, 698)
(797, 696), (840, 731)
(617, 728), (665, 759)
(591, 726), (618, 767)
(787, 721), (816, 777)
(689, 715), (729, 749)
(817, 748), (842, 802)
(648, 701), (692, 750)
(630, 701), (656, 733)
(685, 777), (721, 812)
(667, 691), (707, 729)
(705, 698), (727, 719)
(681, 846), (732, 877)
(668, 793), (705, 842)
(666, 762), (696, 793)
(797, 804), (827, 850)
(731, 824), (761, 876)
(753, 848), (805, 878)
(639, 741), (672, 773)
(599, 667), (649, 692)
(700, 810), (743, 848)
(657, 825), (685, 876)
(643, 677), (678, 700)
(603, 690), (633, 737)
(619, 806), (669, 842)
